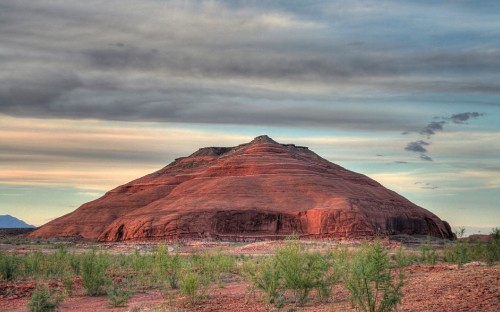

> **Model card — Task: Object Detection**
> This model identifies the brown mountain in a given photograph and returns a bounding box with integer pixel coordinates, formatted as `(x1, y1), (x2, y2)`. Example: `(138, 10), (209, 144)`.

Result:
(30, 135), (453, 241)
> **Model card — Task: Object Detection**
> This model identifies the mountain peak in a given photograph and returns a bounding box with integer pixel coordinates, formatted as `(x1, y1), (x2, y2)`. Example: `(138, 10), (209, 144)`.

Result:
(30, 136), (453, 241)
(0, 215), (35, 228)
(249, 135), (278, 145)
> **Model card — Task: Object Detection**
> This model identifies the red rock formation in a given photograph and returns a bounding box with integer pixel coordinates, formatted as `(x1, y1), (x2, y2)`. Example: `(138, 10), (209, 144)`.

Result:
(30, 135), (453, 241)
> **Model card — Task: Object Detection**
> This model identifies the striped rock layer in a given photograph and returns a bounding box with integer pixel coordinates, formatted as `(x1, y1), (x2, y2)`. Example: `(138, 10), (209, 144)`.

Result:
(30, 135), (453, 241)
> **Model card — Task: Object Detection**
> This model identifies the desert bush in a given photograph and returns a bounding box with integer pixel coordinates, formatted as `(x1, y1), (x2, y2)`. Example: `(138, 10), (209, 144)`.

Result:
(244, 239), (342, 307)
(318, 246), (348, 301)
(22, 251), (44, 279)
(243, 256), (283, 304)
(28, 285), (63, 312)
(61, 270), (74, 296)
(467, 239), (485, 261)
(165, 252), (182, 289)
(68, 253), (81, 276)
(82, 250), (110, 296)
(0, 253), (19, 281)
(419, 239), (438, 265)
(197, 251), (236, 287)
(179, 269), (201, 304)
(491, 227), (500, 240)
(107, 279), (132, 307)
(485, 228), (500, 264)
(345, 241), (404, 312)
(128, 249), (154, 290)
(391, 247), (417, 267)
(442, 241), (470, 266)
(442, 227), (468, 265)
(454, 227), (466, 239)
(1, 246), (79, 282)
(275, 240), (330, 306)
(48, 245), (68, 276)
(150, 244), (187, 289)
(442, 228), (499, 266)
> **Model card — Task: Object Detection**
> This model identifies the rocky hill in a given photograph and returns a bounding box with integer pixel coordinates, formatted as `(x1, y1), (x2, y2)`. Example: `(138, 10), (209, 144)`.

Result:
(30, 135), (453, 241)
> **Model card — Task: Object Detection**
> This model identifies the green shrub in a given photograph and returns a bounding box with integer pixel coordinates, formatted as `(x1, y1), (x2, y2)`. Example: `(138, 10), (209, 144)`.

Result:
(82, 251), (109, 296)
(454, 227), (466, 239)
(68, 253), (81, 276)
(166, 252), (182, 289)
(190, 251), (236, 289)
(391, 247), (416, 267)
(179, 269), (200, 304)
(23, 251), (44, 279)
(129, 249), (156, 290)
(107, 279), (132, 307)
(443, 241), (470, 266)
(345, 241), (404, 312)
(244, 239), (342, 307)
(442, 229), (499, 266)
(61, 270), (74, 296)
(0, 253), (19, 281)
(485, 228), (500, 265)
(275, 240), (329, 306)
(318, 248), (345, 301)
(419, 244), (437, 265)
(28, 285), (63, 312)
(243, 256), (283, 304)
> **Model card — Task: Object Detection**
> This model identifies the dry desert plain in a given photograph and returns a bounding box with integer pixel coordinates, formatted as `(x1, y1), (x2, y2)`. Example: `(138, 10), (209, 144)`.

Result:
(0, 235), (499, 312)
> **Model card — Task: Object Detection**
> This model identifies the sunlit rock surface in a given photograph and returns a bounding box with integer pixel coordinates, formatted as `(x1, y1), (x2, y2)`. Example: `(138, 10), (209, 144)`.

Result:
(30, 135), (453, 241)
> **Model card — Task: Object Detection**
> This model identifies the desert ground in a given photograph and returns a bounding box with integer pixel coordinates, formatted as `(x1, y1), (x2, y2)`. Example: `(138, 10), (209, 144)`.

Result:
(1, 236), (499, 312)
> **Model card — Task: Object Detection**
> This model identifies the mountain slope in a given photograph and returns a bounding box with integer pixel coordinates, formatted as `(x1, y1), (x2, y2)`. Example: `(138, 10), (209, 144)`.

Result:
(30, 135), (453, 241)
(0, 215), (35, 228)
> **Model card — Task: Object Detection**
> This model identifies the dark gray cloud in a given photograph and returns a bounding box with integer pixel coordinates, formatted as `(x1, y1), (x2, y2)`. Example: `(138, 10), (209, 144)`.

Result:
(450, 112), (483, 124)
(419, 154), (433, 162)
(420, 121), (447, 136)
(403, 112), (485, 161)
(0, 0), (499, 130)
(405, 140), (430, 153)
(83, 45), (407, 81)
(0, 73), (83, 116)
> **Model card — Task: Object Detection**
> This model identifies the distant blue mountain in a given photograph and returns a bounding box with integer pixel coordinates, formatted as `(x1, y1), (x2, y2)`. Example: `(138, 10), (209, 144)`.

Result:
(0, 215), (35, 228)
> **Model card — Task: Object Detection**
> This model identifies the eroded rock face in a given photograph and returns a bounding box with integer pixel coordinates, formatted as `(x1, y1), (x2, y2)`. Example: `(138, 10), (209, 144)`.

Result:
(30, 135), (454, 241)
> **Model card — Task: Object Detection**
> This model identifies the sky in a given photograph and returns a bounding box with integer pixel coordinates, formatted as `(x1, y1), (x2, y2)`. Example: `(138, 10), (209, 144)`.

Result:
(0, 0), (499, 236)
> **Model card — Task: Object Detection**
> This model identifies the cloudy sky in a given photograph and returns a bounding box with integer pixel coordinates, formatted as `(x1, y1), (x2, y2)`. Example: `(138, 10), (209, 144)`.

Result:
(1, 0), (499, 235)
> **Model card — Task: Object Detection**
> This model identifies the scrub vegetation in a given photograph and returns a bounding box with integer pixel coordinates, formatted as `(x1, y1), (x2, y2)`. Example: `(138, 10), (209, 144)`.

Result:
(0, 229), (498, 311)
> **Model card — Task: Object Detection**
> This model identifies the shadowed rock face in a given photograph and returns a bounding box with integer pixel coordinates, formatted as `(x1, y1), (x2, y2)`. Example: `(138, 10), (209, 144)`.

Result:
(30, 135), (454, 241)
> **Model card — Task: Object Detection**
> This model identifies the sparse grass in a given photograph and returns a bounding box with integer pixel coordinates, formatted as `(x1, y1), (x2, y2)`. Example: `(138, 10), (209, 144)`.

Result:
(442, 228), (500, 266)
(392, 246), (418, 267)
(191, 250), (237, 288)
(419, 238), (438, 265)
(0, 234), (497, 311)
(28, 285), (63, 312)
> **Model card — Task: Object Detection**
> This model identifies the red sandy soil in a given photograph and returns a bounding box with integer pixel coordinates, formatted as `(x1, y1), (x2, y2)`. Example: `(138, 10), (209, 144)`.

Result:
(1, 262), (498, 312)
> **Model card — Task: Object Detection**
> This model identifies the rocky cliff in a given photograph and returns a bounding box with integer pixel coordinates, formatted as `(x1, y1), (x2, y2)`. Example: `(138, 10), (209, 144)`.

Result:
(30, 135), (453, 241)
